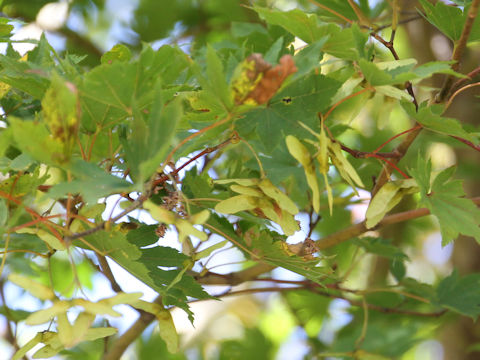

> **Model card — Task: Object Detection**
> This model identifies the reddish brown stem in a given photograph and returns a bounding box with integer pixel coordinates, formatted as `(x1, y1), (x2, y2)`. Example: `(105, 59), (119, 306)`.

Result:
(0, 190), (64, 243)
(340, 144), (401, 159)
(87, 130), (99, 161)
(324, 88), (371, 121)
(9, 215), (61, 232)
(369, 33), (418, 111)
(76, 138), (87, 160)
(366, 153), (410, 179)
(198, 285), (447, 318)
(153, 137), (232, 186)
(371, 125), (422, 154)
(451, 136), (480, 152)
(448, 65), (480, 98)
(307, 0), (353, 24)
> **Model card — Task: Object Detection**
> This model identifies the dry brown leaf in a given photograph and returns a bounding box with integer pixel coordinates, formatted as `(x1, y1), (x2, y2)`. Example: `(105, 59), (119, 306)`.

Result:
(242, 54), (297, 105)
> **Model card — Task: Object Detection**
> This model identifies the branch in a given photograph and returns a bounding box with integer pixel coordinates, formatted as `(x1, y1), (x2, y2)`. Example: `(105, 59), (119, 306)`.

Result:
(196, 197), (480, 286)
(445, 82), (480, 112)
(65, 135), (235, 243)
(96, 255), (123, 293)
(340, 143), (401, 159)
(451, 135), (480, 153)
(103, 296), (163, 360)
(310, 287), (446, 318)
(0, 279), (24, 357)
(57, 26), (103, 60)
(191, 285), (447, 318)
(315, 196), (480, 250)
(64, 192), (150, 242)
(376, 15), (422, 31)
(195, 262), (275, 286)
(436, 0), (480, 103)
(370, 32), (418, 111)
(448, 65), (480, 98)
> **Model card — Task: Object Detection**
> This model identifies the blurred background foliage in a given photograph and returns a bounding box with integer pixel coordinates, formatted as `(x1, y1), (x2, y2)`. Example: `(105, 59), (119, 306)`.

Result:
(1, 0), (480, 359)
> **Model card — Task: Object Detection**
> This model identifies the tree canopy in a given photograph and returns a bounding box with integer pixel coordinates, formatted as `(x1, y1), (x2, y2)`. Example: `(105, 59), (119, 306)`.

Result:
(1, 0), (480, 359)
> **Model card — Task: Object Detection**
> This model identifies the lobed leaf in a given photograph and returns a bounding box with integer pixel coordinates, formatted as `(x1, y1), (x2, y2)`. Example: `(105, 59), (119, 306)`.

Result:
(403, 102), (478, 144)
(435, 270), (480, 318)
(418, 0), (480, 42)
(410, 156), (480, 244)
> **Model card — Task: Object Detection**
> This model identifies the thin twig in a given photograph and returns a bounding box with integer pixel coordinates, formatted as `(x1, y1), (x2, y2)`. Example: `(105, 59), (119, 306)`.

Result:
(162, 114), (232, 168)
(370, 32), (418, 111)
(370, 125), (422, 196)
(376, 15), (423, 31)
(66, 136), (234, 243)
(451, 135), (480, 152)
(436, 0), (480, 102)
(444, 82), (480, 111)
(307, 213), (322, 238)
(187, 285), (448, 318)
(448, 65), (480, 97)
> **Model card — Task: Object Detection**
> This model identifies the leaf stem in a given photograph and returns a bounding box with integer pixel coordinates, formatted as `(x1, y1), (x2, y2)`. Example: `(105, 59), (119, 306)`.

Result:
(444, 82), (480, 111)
(307, 0), (353, 24)
(323, 88), (371, 121)
(370, 125), (423, 196)
(162, 114), (232, 168)
(448, 65), (480, 97)
(355, 296), (368, 348)
(450, 135), (480, 153)
(241, 137), (265, 177)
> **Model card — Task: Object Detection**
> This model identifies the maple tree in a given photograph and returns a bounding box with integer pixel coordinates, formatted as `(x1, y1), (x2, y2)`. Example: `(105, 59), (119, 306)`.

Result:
(1, 0), (480, 359)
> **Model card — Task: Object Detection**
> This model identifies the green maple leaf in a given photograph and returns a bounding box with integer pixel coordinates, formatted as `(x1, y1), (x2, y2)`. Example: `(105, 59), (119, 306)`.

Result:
(80, 45), (190, 132)
(410, 156), (480, 245)
(435, 270), (480, 318)
(236, 73), (342, 152)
